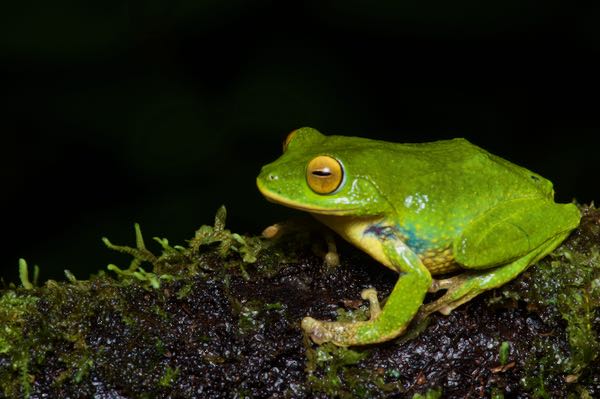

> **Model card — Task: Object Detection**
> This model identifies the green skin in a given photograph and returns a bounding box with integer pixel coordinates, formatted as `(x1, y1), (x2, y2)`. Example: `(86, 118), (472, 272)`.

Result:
(256, 127), (580, 346)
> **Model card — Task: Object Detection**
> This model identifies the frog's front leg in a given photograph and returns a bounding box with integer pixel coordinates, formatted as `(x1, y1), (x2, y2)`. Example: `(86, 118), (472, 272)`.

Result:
(301, 238), (432, 346)
(262, 218), (340, 267)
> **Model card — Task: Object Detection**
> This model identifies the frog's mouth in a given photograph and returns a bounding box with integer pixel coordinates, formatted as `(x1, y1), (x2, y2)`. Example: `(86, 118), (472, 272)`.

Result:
(257, 179), (358, 215)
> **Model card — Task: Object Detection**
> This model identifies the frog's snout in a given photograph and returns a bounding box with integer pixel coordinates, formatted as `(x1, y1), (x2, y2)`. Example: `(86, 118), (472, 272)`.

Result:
(257, 165), (279, 186)
(256, 168), (278, 197)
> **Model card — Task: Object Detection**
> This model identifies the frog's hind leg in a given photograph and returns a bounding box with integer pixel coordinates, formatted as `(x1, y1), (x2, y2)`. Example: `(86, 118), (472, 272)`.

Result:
(420, 200), (579, 317)
(419, 233), (568, 317)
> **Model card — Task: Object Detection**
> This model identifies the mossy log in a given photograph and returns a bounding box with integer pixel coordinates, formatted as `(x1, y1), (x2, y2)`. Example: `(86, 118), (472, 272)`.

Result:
(1, 206), (599, 398)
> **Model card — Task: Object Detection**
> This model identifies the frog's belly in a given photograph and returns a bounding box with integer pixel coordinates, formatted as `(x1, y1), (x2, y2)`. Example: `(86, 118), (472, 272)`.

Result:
(314, 214), (460, 275)
(419, 247), (458, 274)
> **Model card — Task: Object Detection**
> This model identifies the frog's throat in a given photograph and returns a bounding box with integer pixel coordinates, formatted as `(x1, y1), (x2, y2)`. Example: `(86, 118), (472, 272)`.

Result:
(257, 184), (359, 215)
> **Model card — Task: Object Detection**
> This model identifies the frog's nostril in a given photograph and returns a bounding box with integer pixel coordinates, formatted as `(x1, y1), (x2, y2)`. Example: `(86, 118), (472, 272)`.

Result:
(268, 174), (278, 181)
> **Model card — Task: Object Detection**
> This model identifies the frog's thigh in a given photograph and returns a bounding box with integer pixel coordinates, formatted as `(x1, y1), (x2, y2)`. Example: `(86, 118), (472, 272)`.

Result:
(454, 199), (580, 269)
(422, 200), (579, 317)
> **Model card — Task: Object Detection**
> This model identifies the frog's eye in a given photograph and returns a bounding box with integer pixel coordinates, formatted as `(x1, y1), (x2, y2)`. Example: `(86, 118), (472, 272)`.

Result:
(306, 155), (344, 194)
(282, 129), (298, 152)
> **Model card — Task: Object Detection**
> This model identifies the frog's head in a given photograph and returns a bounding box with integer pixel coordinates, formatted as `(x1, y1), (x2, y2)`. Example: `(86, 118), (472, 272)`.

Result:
(257, 127), (392, 217)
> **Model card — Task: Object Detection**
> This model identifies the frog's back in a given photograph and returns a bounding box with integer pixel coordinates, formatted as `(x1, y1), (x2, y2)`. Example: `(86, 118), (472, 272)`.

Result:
(383, 137), (554, 200)
(378, 138), (555, 274)
(315, 135), (560, 275)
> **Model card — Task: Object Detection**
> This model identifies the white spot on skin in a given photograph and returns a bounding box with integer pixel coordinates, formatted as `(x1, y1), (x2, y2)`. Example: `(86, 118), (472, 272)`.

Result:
(391, 240), (417, 267)
(404, 193), (429, 213)
(394, 240), (409, 254)
(460, 238), (468, 255)
(334, 179), (362, 206)
(399, 247), (414, 266)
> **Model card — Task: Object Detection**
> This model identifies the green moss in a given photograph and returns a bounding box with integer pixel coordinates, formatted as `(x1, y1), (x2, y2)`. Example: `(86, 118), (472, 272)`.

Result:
(411, 387), (442, 399)
(0, 206), (271, 397)
(18, 259), (39, 290)
(101, 206), (267, 286)
(189, 205), (264, 268)
(502, 204), (600, 395)
(490, 386), (505, 399)
(0, 291), (39, 397)
(233, 298), (262, 333)
(73, 356), (94, 384)
(158, 366), (180, 387)
(335, 306), (371, 323)
(305, 341), (408, 397)
(306, 343), (371, 398)
(499, 341), (510, 366)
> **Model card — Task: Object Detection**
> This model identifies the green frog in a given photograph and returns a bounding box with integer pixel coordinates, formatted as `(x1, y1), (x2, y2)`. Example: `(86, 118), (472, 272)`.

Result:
(256, 127), (580, 346)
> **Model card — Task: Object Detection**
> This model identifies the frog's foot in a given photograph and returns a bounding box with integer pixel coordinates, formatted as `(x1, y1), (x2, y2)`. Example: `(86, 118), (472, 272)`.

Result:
(422, 269), (514, 319)
(262, 223), (284, 239)
(302, 317), (347, 345)
(301, 288), (384, 346)
(312, 229), (340, 267)
(262, 223), (283, 240)
(324, 231), (340, 267)
(302, 316), (400, 347)
(420, 249), (544, 318)
(303, 238), (433, 346)
(262, 218), (340, 267)
(428, 276), (467, 293)
(420, 278), (481, 317)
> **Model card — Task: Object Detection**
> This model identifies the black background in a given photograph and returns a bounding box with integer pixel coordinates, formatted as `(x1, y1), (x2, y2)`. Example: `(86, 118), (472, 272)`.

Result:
(2, 1), (599, 283)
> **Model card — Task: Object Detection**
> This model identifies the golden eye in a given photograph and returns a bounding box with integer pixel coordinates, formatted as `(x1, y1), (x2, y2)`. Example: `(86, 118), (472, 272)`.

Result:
(306, 156), (343, 194)
(282, 129), (298, 152)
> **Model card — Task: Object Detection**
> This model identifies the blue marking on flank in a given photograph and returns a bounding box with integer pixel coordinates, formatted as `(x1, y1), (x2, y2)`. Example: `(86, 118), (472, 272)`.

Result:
(365, 221), (441, 254)
(401, 228), (432, 254)
(363, 222), (435, 254)
(363, 223), (398, 240)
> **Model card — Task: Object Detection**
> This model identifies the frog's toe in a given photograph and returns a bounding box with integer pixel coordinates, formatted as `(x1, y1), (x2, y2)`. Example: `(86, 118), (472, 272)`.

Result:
(428, 275), (468, 293)
(302, 317), (353, 346)
(360, 287), (378, 301)
(428, 279), (444, 293)
(323, 231), (340, 267)
(262, 223), (283, 239)
(324, 251), (340, 268)
(360, 288), (381, 320)
(301, 317), (328, 344)
(420, 278), (483, 318)
(439, 295), (475, 315)
(426, 292), (479, 316)
(301, 317), (336, 344)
